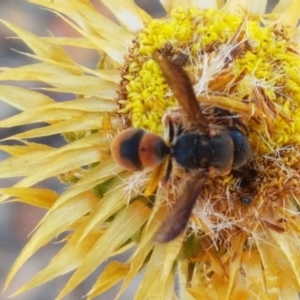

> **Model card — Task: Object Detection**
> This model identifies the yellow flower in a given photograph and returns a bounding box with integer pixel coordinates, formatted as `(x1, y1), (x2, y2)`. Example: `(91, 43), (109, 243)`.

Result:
(1, 0), (300, 299)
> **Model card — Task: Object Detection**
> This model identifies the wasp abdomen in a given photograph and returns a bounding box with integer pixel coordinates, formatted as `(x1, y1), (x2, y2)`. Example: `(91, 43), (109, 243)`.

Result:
(139, 131), (170, 168)
(111, 128), (169, 171)
(111, 128), (145, 171)
(209, 132), (235, 172)
(228, 129), (252, 169)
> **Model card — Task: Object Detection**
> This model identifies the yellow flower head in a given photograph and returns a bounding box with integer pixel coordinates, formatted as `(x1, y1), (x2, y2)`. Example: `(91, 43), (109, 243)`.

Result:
(1, 0), (300, 299)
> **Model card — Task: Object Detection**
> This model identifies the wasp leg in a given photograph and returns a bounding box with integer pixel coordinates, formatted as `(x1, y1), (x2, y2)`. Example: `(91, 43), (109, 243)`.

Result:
(162, 158), (173, 185)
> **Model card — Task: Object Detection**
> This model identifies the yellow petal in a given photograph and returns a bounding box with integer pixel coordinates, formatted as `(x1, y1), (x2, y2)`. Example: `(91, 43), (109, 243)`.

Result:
(75, 184), (129, 244)
(29, 0), (133, 46)
(0, 63), (117, 98)
(241, 250), (267, 298)
(270, 230), (300, 287)
(116, 205), (168, 297)
(4, 191), (99, 291)
(40, 9), (127, 64)
(273, 0), (295, 12)
(1, 20), (71, 63)
(255, 230), (280, 298)
(274, 0), (300, 36)
(224, 0), (267, 14)
(87, 261), (130, 299)
(134, 237), (183, 300)
(56, 200), (151, 299)
(11, 231), (101, 297)
(160, 0), (220, 12)
(0, 187), (58, 209)
(0, 134), (107, 192)
(188, 287), (217, 300)
(0, 84), (54, 110)
(225, 232), (247, 300)
(3, 119), (97, 140)
(101, 0), (151, 33)
(144, 160), (168, 196)
(193, 0), (221, 8)
(0, 98), (117, 129)
(42, 36), (96, 49)
(51, 158), (123, 210)
(117, 238), (154, 299)
(0, 142), (53, 157)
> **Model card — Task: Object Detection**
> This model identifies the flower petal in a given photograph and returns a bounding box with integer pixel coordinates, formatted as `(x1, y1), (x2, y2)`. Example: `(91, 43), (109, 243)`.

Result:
(56, 200), (151, 299)
(0, 98), (117, 129)
(0, 63), (118, 98)
(271, 230), (300, 288)
(11, 231), (102, 297)
(29, 0), (133, 47)
(0, 134), (108, 189)
(160, 0), (221, 13)
(51, 158), (123, 210)
(116, 204), (168, 297)
(274, 0), (300, 36)
(0, 20), (71, 63)
(225, 233), (247, 299)
(87, 261), (130, 299)
(224, 0), (267, 14)
(4, 191), (99, 291)
(134, 239), (181, 300)
(0, 84), (54, 111)
(75, 183), (130, 244)
(101, 0), (151, 33)
(241, 250), (266, 298)
(0, 187), (58, 209)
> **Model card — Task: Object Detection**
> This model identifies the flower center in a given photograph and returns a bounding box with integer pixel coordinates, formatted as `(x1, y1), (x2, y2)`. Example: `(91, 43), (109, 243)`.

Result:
(117, 7), (300, 242)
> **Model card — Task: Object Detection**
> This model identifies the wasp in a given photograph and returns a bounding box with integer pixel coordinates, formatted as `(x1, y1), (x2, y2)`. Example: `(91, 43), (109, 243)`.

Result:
(111, 58), (252, 243)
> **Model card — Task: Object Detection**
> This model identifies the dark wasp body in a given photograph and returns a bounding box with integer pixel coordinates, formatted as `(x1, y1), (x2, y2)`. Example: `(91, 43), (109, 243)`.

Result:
(111, 58), (252, 243)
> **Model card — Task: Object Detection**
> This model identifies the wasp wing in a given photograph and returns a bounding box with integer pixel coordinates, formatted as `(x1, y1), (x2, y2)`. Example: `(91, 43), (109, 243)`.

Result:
(157, 58), (208, 131)
(154, 172), (207, 243)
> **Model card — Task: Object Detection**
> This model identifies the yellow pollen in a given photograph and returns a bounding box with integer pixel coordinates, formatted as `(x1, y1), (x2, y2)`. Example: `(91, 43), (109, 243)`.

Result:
(118, 8), (300, 148)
